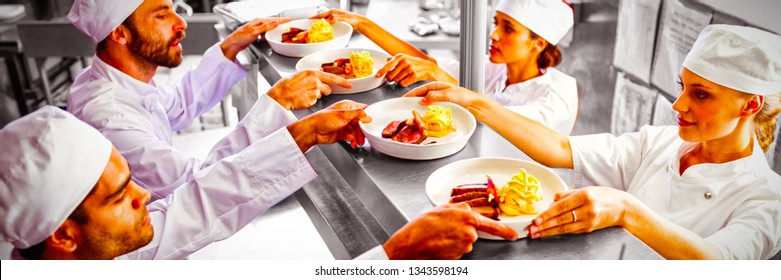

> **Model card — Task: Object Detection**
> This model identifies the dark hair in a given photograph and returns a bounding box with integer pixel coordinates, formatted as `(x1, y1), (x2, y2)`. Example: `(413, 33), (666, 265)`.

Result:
(95, 16), (136, 54)
(17, 189), (92, 259)
(529, 31), (562, 69)
(17, 204), (89, 260)
(95, 38), (109, 53)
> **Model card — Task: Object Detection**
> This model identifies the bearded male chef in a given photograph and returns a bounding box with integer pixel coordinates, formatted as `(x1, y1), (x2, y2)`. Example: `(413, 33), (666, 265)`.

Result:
(66, 0), (349, 199)
(0, 107), (517, 260)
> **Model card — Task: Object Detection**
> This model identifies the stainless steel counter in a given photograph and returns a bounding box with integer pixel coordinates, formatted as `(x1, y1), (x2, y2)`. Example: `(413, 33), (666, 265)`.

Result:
(242, 38), (662, 259)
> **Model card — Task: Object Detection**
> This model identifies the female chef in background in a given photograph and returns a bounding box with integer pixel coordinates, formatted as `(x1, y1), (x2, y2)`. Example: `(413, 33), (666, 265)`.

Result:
(405, 24), (781, 259)
(312, 0), (579, 135)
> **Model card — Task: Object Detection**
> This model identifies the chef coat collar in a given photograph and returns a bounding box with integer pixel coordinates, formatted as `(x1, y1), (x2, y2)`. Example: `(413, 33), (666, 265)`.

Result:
(497, 67), (553, 94)
(90, 55), (160, 96)
(671, 135), (768, 181)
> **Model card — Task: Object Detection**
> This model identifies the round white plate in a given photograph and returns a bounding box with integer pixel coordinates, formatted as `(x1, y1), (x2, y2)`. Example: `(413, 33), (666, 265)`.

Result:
(359, 97), (476, 160)
(425, 158), (569, 240)
(296, 48), (390, 94)
(266, 19), (352, 57)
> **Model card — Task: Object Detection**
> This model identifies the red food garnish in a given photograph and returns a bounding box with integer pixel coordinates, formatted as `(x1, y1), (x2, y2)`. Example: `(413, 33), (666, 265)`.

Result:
(486, 175), (498, 203)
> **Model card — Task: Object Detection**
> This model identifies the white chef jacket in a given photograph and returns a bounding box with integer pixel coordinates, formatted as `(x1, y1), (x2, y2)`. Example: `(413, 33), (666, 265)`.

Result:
(68, 44), (298, 200)
(120, 128), (316, 259)
(569, 125), (781, 259)
(11, 127), (317, 260)
(438, 58), (578, 135)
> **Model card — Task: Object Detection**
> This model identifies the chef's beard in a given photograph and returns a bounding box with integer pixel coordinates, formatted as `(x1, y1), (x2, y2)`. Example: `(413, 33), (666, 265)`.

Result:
(126, 23), (184, 68)
(74, 210), (154, 260)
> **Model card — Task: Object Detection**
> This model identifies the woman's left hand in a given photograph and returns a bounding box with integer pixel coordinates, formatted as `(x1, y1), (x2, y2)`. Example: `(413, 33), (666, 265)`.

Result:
(403, 82), (480, 107)
(376, 54), (442, 87)
(528, 186), (634, 239)
(310, 9), (366, 29)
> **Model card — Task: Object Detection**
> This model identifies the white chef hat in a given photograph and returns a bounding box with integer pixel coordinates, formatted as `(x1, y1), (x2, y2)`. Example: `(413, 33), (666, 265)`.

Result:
(0, 106), (112, 249)
(683, 24), (781, 96)
(495, 0), (574, 45)
(68, 0), (143, 43)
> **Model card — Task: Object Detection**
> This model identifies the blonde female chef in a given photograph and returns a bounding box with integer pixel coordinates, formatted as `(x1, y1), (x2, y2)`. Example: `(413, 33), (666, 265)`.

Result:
(312, 0), (578, 135)
(405, 24), (781, 260)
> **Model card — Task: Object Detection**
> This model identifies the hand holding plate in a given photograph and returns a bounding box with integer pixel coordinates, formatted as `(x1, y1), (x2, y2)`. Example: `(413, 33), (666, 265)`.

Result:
(287, 100), (371, 152)
(382, 203), (517, 260)
(310, 9), (365, 29)
(221, 17), (292, 60)
(403, 82), (483, 107)
(529, 187), (633, 239)
(375, 54), (440, 87)
(267, 70), (352, 110)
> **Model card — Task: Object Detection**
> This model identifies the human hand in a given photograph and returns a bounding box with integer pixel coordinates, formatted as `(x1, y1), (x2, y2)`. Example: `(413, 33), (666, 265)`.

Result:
(310, 9), (366, 29)
(403, 82), (482, 107)
(383, 203), (518, 260)
(220, 17), (291, 61)
(267, 70), (353, 110)
(375, 54), (442, 87)
(528, 187), (634, 239)
(287, 100), (372, 152)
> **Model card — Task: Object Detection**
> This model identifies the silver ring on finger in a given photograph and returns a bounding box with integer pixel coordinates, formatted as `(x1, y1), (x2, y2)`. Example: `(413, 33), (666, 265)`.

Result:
(571, 210), (577, 223)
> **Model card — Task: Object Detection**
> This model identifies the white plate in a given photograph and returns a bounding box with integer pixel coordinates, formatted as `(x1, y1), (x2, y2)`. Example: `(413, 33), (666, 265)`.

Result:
(266, 19), (353, 57)
(425, 158), (569, 240)
(296, 48), (390, 94)
(359, 97), (476, 160)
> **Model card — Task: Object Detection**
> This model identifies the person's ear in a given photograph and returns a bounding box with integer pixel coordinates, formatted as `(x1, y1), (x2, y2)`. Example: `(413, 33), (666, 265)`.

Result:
(532, 36), (547, 53)
(741, 95), (764, 117)
(107, 24), (132, 46)
(45, 219), (81, 253)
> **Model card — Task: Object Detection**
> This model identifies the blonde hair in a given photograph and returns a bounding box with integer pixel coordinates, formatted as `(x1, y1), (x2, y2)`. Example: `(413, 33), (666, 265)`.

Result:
(755, 93), (781, 153)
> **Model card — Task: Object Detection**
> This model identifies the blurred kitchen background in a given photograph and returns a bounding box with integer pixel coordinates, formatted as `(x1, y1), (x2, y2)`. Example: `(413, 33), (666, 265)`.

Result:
(1, 0), (779, 259)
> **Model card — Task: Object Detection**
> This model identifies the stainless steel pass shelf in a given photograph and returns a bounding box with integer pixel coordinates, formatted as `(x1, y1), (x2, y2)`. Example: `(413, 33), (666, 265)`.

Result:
(243, 38), (662, 259)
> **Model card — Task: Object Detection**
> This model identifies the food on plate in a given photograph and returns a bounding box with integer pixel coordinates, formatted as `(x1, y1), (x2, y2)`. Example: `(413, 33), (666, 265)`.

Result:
(381, 106), (456, 144)
(281, 27), (307, 43)
(381, 120), (405, 138)
(448, 169), (543, 219)
(320, 58), (353, 77)
(447, 179), (499, 220)
(381, 110), (427, 144)
(320, 51), (375, 79)
(421, 105), (456, 137)
(449, 190), (489, 204)
(471, 206), (501, 220)
(497, 168), (543, 215)
(348, 51), (374, 78)
(307, 19), (335, 43)
(450, 185), (490, 196)
(281, 19), (334, 44)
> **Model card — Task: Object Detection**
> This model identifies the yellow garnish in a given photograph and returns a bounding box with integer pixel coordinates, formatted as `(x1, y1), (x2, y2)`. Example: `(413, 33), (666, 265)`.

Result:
(307, 19), (334, 43)
(421, 105), (456, 137)
(497, 168), (542, 216)
(349, 51), (374, 78)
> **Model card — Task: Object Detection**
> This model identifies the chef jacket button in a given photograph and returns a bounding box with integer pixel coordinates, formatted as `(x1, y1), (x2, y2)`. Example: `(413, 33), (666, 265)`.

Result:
(704, 192), (712, 199)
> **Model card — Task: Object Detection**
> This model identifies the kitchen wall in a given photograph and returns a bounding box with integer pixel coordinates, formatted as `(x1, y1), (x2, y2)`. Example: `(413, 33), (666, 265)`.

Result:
(557, 0), (619, 135)
(604, 0), (781, 172)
